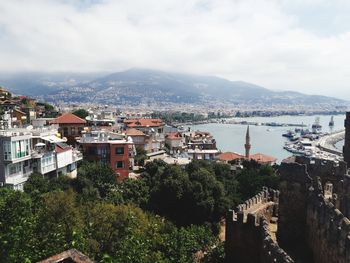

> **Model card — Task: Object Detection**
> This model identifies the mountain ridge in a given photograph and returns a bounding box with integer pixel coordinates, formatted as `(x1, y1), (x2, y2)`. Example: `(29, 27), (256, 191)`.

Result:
(0, 68), (348, 106)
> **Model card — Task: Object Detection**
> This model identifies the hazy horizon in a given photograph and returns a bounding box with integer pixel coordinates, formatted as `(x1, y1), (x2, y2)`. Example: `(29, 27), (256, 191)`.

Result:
(1, 0), (350, 99)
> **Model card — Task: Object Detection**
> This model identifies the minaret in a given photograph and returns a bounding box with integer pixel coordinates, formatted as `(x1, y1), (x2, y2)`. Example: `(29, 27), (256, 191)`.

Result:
(343, 112), (350, 165)
(245, 125), (251, 159)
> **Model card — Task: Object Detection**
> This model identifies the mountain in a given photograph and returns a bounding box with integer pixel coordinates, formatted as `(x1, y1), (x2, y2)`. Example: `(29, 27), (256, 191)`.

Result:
(0, 69), (348, 107)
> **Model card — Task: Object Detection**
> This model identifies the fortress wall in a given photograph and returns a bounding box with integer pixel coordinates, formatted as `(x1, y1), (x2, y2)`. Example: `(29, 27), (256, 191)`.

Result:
(278, 156), (350, 263)
(306, 188), (350, 263)
(277, 159), (311, 253)
(225, 189), (293, 263)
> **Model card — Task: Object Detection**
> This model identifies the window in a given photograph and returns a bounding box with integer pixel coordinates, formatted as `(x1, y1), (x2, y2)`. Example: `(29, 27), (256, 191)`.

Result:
(88, 146), (97, 155)
(10, 139), (30, 159)
(116, 161), (124, 169)
(3, 141), (11, 160)
(9, 163), (22, 175)
(71, 127), (76, 135)
(63, 127), (69, 137)
(115, 147), (124, 155)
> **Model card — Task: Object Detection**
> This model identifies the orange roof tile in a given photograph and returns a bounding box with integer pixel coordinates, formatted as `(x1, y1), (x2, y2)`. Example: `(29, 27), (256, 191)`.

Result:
(124, 118), (163, 128)
(50, 113), (87, 124)
(250, 153), (277, 164)
(125, 128), (145, 136)
(217, 152), (245, 161)
(165, 132), (182, 140)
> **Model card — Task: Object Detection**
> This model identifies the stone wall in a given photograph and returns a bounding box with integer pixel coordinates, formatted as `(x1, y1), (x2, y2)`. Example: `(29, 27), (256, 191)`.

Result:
(306, 179), (350, 263)
(225, 188), (293, 263)
(278, 156), (350, 263)
(277, 158), (313, 261)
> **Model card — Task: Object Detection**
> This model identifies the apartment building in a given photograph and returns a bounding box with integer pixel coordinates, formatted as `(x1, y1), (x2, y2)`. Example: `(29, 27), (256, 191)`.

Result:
(78, 130), (135, 180)
(0, 126), (82, 190)
(50, 113), (87, 145)
(124, 118), (164, 153)
(184, 131), (219, 160)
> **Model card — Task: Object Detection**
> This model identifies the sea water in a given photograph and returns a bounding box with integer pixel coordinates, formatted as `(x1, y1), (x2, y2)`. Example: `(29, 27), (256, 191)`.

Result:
(189, 114), (346, 163)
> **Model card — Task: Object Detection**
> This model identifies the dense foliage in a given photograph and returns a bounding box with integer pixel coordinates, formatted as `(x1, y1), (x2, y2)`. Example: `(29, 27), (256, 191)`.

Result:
(73, 108), (89, 119)
(0, 160), (279, 262)
(151, 111), (207, 123)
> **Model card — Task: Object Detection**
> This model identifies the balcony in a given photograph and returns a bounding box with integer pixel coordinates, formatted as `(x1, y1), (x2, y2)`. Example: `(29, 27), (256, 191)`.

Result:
(72, 150), (83, 162)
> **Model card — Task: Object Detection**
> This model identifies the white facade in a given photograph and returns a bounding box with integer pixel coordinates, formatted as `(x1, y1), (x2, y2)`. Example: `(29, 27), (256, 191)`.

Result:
(0, 126), (82, 190)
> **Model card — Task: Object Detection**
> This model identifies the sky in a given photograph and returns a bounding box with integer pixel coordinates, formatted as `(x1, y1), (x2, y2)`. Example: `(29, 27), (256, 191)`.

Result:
(0, 0), (350, 99)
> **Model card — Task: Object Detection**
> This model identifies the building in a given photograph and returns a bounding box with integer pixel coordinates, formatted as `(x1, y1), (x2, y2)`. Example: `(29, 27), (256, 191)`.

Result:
(124, 118), (164, 134)
(38, 249), (93, 263)
(125, 128), (147, 149)
(124, 118), (165, 153)
(78, 130), (134, 180)
(250, 153), (277, 165)
(0, 126), (82, 190)
(50, 113), (87, 145)
(184, 131), (219, 160)
(165, 132), (183, 154)
(217, 152), (245, 163)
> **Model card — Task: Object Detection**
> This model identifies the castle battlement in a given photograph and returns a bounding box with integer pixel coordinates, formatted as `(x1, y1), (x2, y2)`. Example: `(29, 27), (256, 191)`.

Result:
(225, 187), (293, 263)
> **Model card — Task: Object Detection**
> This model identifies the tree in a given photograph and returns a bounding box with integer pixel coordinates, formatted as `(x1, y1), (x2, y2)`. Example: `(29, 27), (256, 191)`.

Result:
(147, 162), (230, 226)
(235, 160), (280, 199)
(116, 178), (150, 208)
(0, 189), (36, 263)
(24, 173), (48, 196)
(77, 161), (117, 198)
(134, 146), (147, 166)
(34, 190), (85, 261)
(73, 109), (89, 120)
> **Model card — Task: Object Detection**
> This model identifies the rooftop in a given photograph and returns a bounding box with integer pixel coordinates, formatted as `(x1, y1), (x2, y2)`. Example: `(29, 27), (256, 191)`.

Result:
(250, 153), (277, 163)
(50, 113), (87, 125)
(217, 152), (245, 161)
(125, 128), (145, 136)
(124, 118), (163, 128)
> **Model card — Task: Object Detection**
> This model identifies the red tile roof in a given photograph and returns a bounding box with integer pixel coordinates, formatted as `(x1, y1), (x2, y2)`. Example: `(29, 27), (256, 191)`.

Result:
(250, 153), (277, 164)
(217, 152), (245, 161)
(165, 132), (182, 140)
(50, 113), (87, 124)
(38, 249), (93, 263)
(55, 143), (72, 153)
(124, 118), (163, 128)
(125, 128), (145, 136)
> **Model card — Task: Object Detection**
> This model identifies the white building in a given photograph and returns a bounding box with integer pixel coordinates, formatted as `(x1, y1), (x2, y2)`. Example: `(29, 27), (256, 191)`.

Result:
(0, 126), (82, 190)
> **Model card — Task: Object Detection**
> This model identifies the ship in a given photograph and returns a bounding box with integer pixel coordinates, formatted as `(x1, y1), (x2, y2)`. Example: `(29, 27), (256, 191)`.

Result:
(282, 130), (296, 139)
(329, 116), (334, 127)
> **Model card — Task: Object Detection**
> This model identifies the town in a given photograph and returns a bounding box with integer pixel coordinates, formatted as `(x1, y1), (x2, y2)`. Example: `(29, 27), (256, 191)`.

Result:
(0, 87), (280, 190)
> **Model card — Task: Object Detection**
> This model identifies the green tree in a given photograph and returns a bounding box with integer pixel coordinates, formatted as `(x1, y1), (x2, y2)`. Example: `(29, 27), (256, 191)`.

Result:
(147, 163), (230, 226)
(235, 160), (280, 199)
(73, 109), (89, 119)
(0, 189), (36, 263)
(34, 190), (85, 260)
(134, 146), (147, 166)
(77, 161), (117, 198)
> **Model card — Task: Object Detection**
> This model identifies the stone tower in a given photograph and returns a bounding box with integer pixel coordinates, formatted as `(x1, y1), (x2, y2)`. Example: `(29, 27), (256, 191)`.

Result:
(245, 125), (251, 159)
(343, 112), (350, 165)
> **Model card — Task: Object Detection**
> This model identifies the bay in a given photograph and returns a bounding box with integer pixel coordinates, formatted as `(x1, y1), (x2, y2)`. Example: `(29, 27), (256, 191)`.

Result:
(189, 114), (346, 163)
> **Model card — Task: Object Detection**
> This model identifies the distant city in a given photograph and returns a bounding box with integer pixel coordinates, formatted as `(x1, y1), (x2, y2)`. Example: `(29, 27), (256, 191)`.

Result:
(0, 78), (349, 263)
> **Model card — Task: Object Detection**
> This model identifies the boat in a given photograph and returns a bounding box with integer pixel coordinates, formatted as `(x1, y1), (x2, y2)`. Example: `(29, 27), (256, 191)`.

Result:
(282, 130), (296, 138)
(329, 116), (334, 127)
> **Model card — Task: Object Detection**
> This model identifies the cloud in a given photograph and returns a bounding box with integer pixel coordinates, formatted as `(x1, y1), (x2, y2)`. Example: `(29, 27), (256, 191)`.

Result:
(0, 0), (349, 99)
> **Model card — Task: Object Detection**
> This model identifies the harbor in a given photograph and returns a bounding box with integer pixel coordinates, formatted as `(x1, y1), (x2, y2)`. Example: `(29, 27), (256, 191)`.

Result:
(189, 114), (346, 163)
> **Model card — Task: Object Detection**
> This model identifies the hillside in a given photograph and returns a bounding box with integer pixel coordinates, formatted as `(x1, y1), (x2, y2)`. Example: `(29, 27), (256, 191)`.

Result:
(0, 69), (348, 107)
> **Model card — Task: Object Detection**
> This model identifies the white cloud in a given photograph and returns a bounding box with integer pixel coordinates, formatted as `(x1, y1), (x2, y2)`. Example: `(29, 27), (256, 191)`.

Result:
(0, 0), (350, 99)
